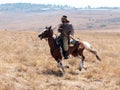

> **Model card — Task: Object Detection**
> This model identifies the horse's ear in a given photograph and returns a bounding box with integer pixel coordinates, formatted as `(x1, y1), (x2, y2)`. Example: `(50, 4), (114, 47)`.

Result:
(49, 25), (52, 29)
(45, 26), (48, 29)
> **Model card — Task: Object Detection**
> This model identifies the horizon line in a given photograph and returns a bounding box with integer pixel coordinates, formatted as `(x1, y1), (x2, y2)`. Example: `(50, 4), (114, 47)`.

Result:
(0, 2), (120, 8)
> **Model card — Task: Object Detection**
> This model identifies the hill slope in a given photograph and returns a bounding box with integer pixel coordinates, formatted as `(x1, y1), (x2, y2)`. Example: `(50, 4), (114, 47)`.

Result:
(0, 10), (120, 30)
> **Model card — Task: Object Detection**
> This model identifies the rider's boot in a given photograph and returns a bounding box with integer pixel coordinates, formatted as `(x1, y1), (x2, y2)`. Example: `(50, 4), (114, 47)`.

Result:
(64, 51), (69, 59)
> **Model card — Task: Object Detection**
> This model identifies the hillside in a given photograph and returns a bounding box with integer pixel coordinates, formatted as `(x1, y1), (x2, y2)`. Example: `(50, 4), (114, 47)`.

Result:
(0, 3), (120, 31)
(0, 10), (120, 30)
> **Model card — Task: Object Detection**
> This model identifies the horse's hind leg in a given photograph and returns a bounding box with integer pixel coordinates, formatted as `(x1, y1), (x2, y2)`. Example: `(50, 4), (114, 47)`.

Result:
(96, 54), (101, 61)
(82, 41), (101, 61)
(95, 51), (101, 61)
(89, 50), (101, 61)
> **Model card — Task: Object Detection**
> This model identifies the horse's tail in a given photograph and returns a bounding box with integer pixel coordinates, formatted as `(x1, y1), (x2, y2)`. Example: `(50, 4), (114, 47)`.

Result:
(82, 41), (101, 61)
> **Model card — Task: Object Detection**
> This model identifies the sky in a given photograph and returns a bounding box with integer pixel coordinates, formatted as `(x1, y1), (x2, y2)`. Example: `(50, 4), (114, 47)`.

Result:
(0, 0), (120, 8)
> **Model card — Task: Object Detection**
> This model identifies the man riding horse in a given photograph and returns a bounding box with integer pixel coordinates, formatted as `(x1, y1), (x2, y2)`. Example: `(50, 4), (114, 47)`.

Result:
(38, 16), (101, 72)
(57, 15), (74, 59)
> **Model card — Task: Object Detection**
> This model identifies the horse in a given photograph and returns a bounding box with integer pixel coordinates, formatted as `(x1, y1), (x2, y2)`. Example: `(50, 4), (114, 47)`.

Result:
(38, 26), (101, 73)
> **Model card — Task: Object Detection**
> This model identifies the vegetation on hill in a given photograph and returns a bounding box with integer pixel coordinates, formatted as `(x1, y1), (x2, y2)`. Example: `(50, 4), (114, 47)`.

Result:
(0, 3), (74, 12)
(0, 3), (120, 12)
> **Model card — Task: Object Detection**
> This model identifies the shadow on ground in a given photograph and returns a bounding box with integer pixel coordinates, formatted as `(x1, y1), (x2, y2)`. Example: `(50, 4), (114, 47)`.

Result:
(42, 69), (64, 77)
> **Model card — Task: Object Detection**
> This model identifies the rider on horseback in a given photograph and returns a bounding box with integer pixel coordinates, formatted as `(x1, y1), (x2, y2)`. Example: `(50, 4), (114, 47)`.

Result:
(57, 15), (74, 59)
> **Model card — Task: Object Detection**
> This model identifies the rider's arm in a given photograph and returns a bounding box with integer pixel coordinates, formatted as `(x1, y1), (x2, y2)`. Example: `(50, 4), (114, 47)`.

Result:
(69, 24), (74, 36)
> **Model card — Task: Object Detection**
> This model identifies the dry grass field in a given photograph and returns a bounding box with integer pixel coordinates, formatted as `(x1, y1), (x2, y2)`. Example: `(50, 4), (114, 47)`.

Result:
(0, 30), (120, 90)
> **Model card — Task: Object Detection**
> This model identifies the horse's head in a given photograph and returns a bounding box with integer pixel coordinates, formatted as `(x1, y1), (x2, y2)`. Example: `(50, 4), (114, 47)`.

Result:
(38, 26), (53, 40)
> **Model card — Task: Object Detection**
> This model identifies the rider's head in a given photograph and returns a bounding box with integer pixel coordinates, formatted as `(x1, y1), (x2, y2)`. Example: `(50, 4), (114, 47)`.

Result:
(61, 15), (69, 23)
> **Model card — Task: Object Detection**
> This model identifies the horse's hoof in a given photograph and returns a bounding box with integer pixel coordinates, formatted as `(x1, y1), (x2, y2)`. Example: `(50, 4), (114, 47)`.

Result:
(65, 65), (69, 68)
(79, 67), (82, 71)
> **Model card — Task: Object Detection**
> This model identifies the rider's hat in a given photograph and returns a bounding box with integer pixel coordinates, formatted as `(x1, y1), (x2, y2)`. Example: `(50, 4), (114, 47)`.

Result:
(61, 15), (69, 23)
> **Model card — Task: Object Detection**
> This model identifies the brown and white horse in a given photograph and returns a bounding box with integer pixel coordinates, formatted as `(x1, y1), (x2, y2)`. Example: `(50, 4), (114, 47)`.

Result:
(38, 26), (101, 73)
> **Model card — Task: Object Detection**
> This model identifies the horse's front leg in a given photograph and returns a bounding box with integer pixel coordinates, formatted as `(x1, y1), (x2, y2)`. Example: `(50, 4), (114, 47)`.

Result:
(79, 55), (86, 71)
(57, 59), (65, 73)
(56, 59), (69, 73)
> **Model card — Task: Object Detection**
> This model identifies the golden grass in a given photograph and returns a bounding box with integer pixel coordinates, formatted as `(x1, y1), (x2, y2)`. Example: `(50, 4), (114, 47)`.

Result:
(0, 30), (120, 90)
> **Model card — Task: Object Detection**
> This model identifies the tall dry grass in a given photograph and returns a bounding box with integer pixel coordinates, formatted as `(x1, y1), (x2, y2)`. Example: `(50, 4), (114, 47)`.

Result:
(0, 30), (120, 90)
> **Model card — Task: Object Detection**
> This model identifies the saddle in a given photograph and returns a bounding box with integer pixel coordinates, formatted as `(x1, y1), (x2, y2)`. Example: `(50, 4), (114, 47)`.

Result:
(69, 38), (80, 49)
(56, 36), (79, 48)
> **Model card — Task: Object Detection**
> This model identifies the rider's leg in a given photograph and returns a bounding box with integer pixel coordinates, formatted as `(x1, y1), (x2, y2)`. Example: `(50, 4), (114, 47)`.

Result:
(63, 37), (69, 59)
